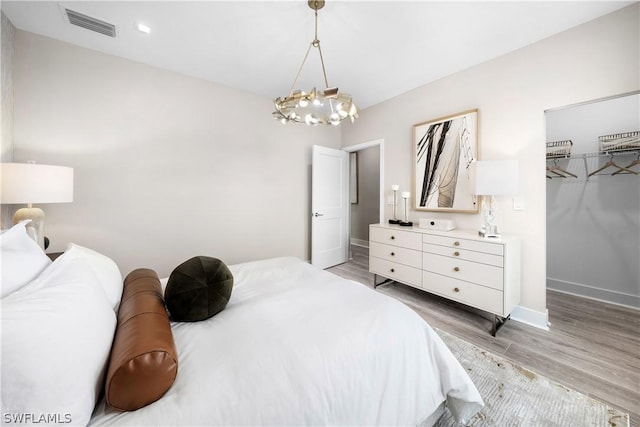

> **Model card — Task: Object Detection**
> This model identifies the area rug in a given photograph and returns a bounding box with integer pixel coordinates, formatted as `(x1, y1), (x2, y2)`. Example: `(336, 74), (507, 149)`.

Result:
(434, 329), (629, 427)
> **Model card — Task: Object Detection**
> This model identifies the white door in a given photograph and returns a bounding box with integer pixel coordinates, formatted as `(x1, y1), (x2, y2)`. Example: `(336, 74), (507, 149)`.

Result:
(311, 145), (349, 269)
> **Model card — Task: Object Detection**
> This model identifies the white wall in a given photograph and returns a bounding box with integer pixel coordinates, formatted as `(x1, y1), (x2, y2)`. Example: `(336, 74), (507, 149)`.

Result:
(12, 31), (341, 277)
(341, 4), (639, 325)
(350, 145), (379, 245)
(546, 94), (640, 307)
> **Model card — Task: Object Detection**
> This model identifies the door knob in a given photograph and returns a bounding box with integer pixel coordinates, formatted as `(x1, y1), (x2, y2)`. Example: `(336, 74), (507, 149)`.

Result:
(313, 212), (324, 217)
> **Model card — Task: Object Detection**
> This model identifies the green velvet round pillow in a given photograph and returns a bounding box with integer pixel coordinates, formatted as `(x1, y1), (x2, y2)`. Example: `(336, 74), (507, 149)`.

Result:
(165, 256), (234, 322)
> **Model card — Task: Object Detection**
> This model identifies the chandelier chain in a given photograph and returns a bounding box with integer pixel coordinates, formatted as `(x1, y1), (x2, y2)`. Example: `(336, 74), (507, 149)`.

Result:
(314, 7), (318, 40)
(314, 7), (330, 89)
(288, 6), (333, 96)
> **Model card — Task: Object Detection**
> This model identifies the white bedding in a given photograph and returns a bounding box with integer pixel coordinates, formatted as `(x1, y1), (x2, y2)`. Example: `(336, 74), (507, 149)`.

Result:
(89, 256), (483, 426)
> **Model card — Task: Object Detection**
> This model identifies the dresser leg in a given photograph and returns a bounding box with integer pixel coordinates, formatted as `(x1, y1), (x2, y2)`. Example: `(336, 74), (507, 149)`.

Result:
(373, 274), (393, 289)
(491, 314), (510, 336)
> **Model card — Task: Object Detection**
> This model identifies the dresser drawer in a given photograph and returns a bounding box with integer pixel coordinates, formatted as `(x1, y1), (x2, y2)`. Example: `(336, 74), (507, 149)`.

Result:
(423, 253), (503, 290)
(422, 243), (503, 267)
(370, 257), (422, 287)
(422, 234), (503, 256)
(370, 242), (421, 268)
(370, 227), (422, 250)
(422, 271), (504, 315)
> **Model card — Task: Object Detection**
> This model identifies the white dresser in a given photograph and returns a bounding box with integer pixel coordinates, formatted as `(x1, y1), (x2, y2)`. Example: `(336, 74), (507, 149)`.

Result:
(369, 223), (521, 335)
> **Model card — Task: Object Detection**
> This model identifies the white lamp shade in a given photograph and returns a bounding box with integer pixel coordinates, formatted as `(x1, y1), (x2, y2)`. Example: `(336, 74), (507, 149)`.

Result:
(471, 160), (519, 196)
(0, 163), (74, 204)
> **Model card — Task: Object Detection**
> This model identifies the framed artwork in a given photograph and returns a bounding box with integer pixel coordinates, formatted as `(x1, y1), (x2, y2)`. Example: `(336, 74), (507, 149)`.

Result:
(413, 109), (479, 213)
(350, 152), (358, 204)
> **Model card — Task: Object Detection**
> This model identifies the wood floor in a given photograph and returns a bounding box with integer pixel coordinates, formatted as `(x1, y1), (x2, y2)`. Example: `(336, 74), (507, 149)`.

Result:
(327, 245), (640, 427)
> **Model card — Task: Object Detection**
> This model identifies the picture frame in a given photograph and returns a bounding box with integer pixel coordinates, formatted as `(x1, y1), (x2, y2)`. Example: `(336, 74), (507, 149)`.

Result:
(350, 152), (358, 204)
(413, 109), (479, 213)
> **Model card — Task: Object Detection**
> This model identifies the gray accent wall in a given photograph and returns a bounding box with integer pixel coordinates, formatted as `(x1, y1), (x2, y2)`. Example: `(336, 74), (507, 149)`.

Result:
(350, 145), (380, 245)
(1, 12), (15, 229)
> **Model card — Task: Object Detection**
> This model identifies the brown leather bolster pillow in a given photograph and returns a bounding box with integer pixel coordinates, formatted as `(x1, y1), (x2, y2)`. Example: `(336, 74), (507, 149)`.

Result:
(105, 268), (178, 411)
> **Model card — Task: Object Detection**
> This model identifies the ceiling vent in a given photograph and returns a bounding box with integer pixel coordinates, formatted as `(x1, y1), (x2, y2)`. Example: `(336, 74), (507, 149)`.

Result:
(64, 7), (116, 37)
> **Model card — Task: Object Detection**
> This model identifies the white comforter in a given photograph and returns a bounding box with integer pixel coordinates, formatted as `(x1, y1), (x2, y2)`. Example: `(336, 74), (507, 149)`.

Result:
(89, 257), (483, 426)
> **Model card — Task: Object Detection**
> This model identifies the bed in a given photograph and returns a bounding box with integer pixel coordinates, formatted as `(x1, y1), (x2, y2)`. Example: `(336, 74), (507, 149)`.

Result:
(1, 221), (483, 426)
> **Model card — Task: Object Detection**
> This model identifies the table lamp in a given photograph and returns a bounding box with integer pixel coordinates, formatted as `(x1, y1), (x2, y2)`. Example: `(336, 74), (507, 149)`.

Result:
(471, 160), (518, 238)
(0, 162), (74, 249)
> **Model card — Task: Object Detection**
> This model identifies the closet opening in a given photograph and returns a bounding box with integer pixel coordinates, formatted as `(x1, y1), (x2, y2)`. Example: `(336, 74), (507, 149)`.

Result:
(545, 91), (639, 309)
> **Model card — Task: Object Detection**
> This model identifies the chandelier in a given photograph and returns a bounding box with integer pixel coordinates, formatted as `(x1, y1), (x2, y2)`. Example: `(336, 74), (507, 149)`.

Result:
(272, 0), (358, 126)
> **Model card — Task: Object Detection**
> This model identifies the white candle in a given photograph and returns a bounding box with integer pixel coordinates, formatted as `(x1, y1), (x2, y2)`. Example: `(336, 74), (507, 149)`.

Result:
(401, 192), (411, 199)
(391, 185), (399, 191)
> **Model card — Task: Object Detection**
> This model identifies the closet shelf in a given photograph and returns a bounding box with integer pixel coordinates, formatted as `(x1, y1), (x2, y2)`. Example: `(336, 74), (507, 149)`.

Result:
(598, 131), (640, 153)
(546, 140), (573, 158)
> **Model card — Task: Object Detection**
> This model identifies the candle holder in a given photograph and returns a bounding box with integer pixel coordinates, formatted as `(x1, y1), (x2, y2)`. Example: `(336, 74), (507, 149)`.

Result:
(388, 185), (400, 224)
(399, 192), (413, 227)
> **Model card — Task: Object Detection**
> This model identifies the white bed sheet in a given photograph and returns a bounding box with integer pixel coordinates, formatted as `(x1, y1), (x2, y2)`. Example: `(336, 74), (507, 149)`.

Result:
(89, 256), (483, 426)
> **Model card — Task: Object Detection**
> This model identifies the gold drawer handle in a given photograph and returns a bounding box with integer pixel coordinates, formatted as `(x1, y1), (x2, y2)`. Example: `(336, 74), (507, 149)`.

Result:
(454, 251), (460, 256)
(390, 252), (395, 256)
(454, 241), (460, 246)
(454, 287), (460, 292)
(390, 268), (395, 273)
(454, 267), (460, 272)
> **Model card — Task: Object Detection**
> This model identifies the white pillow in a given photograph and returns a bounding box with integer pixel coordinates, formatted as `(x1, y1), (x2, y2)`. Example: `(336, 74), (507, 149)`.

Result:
(1, 252), (118, 426)
(48, 243), (123, 311)
(0, 221), (51, 298)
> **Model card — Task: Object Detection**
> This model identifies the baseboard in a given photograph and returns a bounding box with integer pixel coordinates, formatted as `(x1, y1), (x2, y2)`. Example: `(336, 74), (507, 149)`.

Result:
(547, 277), (640, 309)
(510, 305), (549, 331)
(350, 238), (369, 248)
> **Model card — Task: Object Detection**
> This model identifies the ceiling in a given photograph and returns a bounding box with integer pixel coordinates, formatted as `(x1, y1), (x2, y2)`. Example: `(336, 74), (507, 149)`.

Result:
(1, 1), (634, 109)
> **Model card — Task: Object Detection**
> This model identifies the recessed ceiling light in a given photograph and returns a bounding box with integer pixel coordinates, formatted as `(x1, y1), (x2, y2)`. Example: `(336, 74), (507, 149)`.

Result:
(136, 22), (151, 34)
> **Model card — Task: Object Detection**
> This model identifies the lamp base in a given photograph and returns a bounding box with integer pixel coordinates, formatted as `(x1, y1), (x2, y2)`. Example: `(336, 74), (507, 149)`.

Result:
(480, 196), (500, 239)
(479, 232), (501, 239)
(388, 219), (401, 224)
(478, 226), (500, 239)
(399, 221), (413, 227)
(13, 207), (45, 249)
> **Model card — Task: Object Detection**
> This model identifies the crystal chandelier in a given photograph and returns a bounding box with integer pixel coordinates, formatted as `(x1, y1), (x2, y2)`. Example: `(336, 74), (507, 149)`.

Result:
(272, 0), (358, 126)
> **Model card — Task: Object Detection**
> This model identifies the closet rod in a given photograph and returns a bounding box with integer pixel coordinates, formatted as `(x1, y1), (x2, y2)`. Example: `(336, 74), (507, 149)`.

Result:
(547, 149), (640, 160)
(546, 149), (640, 180)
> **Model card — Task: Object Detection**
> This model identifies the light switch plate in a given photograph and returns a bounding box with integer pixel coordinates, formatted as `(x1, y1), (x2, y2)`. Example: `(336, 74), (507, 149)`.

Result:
(513, 196), (525, 211)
